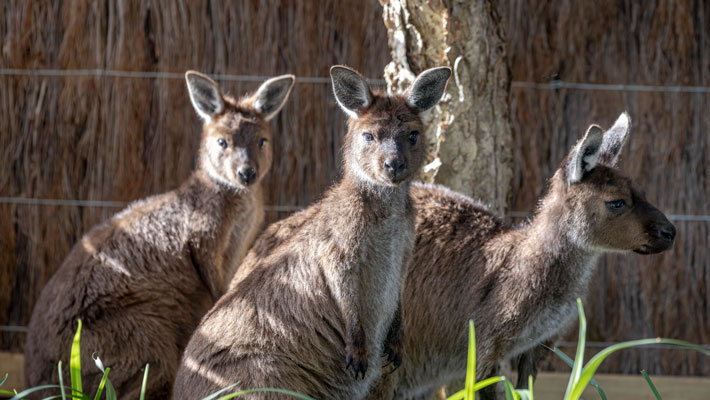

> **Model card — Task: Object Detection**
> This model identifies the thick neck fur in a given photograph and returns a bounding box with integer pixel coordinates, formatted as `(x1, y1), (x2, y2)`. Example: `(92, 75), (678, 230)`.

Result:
(494, 176), (600, 318)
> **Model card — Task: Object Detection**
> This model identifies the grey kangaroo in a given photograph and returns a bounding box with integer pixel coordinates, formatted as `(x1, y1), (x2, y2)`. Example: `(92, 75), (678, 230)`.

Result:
(367, 112), (677, 399)
(24, 71), (295, 398)
(172, 65), (451, 399)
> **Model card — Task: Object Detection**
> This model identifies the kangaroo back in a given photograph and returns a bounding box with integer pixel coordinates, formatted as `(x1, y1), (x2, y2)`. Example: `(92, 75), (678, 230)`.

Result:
(369, 112), (676, 399)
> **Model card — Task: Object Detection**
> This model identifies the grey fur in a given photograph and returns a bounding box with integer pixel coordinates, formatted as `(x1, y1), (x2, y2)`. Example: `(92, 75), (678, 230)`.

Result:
(24, 71), (294, 398)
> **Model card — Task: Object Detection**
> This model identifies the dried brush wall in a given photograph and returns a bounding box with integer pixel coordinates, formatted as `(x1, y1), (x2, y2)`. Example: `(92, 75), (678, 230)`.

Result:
(499, 1), (709, 375)
(0, 0), (389, 350)
(1, 0), (708, 376)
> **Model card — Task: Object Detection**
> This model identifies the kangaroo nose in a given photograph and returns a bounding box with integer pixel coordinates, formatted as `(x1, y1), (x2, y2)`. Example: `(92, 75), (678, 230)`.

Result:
(238, 167), (257, 185)
(659, 224), (676, 243)
(383, 158), (406, 175)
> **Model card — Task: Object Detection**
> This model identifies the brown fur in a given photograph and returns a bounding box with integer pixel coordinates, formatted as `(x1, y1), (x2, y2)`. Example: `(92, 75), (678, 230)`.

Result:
(173, 66), (450, 399)
(23, 71), (294, 398)
(368, 113), (677, 399)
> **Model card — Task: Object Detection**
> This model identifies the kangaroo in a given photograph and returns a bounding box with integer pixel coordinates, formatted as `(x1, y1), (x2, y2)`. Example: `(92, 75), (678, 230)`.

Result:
(172, 65), (451, 400)
(368, 112), (677, 399)
(24, 71), (295, 398)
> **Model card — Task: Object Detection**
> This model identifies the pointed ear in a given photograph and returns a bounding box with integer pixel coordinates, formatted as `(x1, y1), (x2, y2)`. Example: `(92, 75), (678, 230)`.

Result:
(568, 124), (604, 184)
(185, 71), (224, 121)
(406, 67), (451, 113)
(598, 112), (631, 166)
(330, 65), (373, 118)
(253, 74), (296, 121)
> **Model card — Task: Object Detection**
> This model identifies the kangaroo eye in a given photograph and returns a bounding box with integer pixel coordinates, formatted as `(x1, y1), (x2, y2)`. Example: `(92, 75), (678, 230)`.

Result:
(605, 199), (626, 211)
(408, 131), (419, 145)
(363, 133), (375, 142)
(259, 138), (268, 149)
(217, 138), (228, 149)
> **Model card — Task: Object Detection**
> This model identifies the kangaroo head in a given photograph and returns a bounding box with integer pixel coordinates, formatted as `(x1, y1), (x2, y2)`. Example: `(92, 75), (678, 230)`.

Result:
(330, 65), (451, 186)
(552, 112), (676, 254)
(186, 71), (295, 189)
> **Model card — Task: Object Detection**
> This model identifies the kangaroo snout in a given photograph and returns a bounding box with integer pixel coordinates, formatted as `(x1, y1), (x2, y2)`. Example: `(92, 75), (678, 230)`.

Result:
(383, 156), (407, 181)
(237, 166), (257, 185)
(637, 219), (676, 254)
(658, 223), (676, 243)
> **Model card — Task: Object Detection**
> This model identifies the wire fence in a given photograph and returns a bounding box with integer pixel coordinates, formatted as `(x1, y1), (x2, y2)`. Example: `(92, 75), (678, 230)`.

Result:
(4, 67), (710, 93)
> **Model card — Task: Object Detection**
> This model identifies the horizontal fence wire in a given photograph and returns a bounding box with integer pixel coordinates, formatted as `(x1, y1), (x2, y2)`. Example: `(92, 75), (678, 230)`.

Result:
(1, 197), (710, 221)
(3, 68), (710, 92)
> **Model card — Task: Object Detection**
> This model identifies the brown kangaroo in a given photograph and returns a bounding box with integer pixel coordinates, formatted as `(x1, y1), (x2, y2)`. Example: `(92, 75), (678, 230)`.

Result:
(24, 71), (295, 398)
(172, 65), (451, 399)
(368, 112), (677, 399)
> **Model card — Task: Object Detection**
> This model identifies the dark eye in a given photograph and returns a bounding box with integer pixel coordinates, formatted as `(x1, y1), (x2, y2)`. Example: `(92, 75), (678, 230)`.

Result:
(605, 199), (626, 212)
(217, 138), (228, 149)
(363, 133), (375, 142)
(408, 131), (419, 145)
(259, 138), (268, 149)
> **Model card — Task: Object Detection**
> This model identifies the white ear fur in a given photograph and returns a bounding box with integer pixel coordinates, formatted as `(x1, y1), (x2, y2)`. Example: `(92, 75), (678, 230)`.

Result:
(185, 71), (224, 122)
(568, 125), (604, 184)
(406, 67), (451, 113)
(598, 111), (631, 166)
(253, 75), (296, 121)
(330, 66), (373, 119)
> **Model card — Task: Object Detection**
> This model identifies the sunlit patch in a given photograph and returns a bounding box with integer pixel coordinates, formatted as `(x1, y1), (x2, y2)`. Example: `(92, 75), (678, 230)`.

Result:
(183, 355), (232, 388)
(98, 252), (131, 277)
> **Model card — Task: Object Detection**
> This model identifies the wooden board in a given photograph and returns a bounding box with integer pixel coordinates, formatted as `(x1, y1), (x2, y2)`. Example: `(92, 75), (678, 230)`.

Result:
(534, 372), (710, 400)
(0, 352), (24, 396)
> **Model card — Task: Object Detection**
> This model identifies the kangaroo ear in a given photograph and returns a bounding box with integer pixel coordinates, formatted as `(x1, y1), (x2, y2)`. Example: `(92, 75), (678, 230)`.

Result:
(598, 112), (631, 166)
(253, 74), (296, 121)
(406, 67), (451, 113)
(330, 65), (373, 118)
(185, 71), (224, 122)
(568, 124), (604, 184)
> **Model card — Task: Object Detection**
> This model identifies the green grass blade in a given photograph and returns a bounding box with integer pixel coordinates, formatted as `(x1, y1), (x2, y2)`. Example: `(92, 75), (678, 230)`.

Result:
(641, 370), (662, 400)
(215, 388), (316, 400)
(0, 373), (7, 387)
(516, 389), (532, 400)
(91, 354), (109, 400)
(104, 378), (116, 400)
(563, 298), (586, 399)
(528, 375), (534, 400)
(201, 383), (240, 400)
(9, 384), (84, 400)
(447, 377), (507, 400)
(70, 320), (83, 396)
(549, 346), (607, 400)
(58, 361), (67, 400)
(502, 378), (518, 400)
(139, 364), (149, 400)
(93, 367), (109, 400)
(569, 338), (710, 400)
(465, 320), (476, 400)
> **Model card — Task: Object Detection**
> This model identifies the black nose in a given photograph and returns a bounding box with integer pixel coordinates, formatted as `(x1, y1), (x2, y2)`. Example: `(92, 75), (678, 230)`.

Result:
(383, 158), (406, 175)
(658, 224), (676, 243)
(238, 167), (257, 185)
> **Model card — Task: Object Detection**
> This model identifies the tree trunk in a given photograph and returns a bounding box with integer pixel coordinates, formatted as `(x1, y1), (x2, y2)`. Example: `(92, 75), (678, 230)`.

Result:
(381, 0), (512, 214)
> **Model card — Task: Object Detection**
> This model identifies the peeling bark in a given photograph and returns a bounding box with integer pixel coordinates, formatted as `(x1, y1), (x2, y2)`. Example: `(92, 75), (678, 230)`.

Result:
(381, 0), (512, 213)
